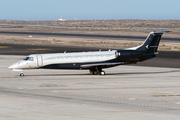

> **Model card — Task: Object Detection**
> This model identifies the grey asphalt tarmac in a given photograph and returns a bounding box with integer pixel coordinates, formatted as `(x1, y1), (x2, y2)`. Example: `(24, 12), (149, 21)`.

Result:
(1, 55), (180, 120)
(1, 34), (180, 119)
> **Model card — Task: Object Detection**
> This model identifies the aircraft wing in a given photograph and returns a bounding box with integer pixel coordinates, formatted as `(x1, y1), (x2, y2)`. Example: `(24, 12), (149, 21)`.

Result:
(80, 62), (122, 69)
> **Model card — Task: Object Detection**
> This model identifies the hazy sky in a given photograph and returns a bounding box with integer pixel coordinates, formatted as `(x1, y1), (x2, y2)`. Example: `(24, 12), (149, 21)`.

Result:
(0, 0), (179, 21)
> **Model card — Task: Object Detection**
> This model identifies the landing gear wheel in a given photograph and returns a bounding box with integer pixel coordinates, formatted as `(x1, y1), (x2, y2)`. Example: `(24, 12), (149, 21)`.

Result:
(20, 73), (24, 76)
(90, 70), (94, 75)
(90, 70), (98, 75)
(100, 71), (105, 75)
(93, 71), (98, 75)
(89, 69), (106, 75)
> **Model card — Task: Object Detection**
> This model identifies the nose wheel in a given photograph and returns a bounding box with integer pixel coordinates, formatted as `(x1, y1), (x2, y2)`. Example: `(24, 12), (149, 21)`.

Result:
(20, 72), (24, 76)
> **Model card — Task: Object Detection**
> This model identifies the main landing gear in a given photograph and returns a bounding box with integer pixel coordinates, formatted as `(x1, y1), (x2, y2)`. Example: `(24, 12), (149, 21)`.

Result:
(89, 67), (105, 75)
(90, 70), (105, 75)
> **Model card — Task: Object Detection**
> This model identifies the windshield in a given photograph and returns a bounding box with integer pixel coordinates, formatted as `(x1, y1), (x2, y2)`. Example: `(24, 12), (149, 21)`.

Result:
(23, 57), (33, 61)
(23, 57), (29, 60)
(28, 57), (34, 61)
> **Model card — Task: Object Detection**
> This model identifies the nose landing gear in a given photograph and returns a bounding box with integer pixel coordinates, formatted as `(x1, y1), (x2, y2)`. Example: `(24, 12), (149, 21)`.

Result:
(20, 72), (24, 76)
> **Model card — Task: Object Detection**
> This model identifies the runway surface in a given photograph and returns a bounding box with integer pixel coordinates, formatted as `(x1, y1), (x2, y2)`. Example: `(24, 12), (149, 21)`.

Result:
(0, 31), (180, 43)
(0, 43), (180, 68)
(0, 55), (180, 120)
(1, 31), (180, 120)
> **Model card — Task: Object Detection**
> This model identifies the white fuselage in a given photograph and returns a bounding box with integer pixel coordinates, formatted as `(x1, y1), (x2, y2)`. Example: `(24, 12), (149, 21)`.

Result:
(9, 50), (117, 71)
(42, 51), (116, 65)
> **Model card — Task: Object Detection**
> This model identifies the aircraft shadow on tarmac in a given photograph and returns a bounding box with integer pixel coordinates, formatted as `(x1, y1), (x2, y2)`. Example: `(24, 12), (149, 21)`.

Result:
(106, 70), (180, 75)
(24, 70), (180, 77)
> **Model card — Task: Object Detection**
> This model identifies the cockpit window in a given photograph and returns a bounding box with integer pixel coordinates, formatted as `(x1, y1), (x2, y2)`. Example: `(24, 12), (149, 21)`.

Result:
(28, 57), (34, 61)
(23, 57), (29, 60)
(23, 57), (33, 61)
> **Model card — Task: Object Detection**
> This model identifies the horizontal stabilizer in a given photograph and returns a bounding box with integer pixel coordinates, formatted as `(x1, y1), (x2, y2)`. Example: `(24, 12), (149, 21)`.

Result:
(153, 31), (170, 35)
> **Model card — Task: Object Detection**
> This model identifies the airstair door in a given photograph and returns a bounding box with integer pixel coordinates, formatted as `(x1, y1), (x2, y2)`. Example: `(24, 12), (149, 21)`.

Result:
(37, 54), (43, 67)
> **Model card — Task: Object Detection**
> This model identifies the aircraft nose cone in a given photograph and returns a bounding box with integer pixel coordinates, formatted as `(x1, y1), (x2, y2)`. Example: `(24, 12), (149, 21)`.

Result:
(8, 62), (19, 69)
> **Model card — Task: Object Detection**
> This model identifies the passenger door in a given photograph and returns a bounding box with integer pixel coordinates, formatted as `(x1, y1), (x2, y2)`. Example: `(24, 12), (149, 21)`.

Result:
(36, 54), (43, 67)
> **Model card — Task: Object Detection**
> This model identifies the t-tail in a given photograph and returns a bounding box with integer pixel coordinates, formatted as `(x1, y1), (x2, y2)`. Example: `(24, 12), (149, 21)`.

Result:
(129, 31), (169, 53)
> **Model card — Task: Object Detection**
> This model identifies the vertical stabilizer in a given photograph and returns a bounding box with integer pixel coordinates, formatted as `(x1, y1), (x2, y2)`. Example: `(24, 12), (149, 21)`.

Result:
(129, 31), (169, 53)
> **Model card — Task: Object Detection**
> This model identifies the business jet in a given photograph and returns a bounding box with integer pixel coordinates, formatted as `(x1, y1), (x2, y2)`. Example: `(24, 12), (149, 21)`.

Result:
(9, 31), (168, 76)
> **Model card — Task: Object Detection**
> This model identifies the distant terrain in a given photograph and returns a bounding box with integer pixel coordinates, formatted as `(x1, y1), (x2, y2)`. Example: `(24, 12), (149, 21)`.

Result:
(0, 19), (180, 37)
(0, 19), (180, 51)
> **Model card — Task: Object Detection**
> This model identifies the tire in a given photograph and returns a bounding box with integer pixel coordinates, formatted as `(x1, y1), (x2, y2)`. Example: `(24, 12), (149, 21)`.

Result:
(93, 71), (98, 75)
(20, 73), (24, 76)
(100, 71), (105, 75)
